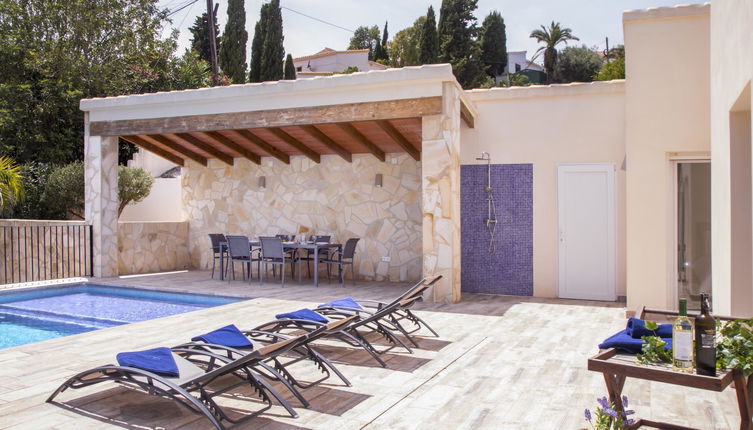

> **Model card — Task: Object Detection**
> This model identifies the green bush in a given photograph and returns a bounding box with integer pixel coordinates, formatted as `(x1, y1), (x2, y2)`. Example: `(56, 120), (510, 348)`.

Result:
(594, 57), (625, 81)
(14, 162), (60, 219)
(117, 165), (154, 216)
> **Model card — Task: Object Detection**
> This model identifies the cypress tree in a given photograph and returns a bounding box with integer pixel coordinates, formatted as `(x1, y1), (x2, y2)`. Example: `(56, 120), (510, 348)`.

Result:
(375, 21), (389, 62)
(188, 11), (219, 65)
(480, 11), (507, 78)
(249, 3), (268, 83)
(260, 0), (284, 81)
(437, 0), (485, 89)
(284, 53), (296, 80)
(218, 0), (248, 84)
(419, 6), (439, 64)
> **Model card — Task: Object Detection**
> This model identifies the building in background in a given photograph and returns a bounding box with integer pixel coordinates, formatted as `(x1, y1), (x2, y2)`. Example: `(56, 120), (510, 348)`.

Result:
(292, 48), (387, 76)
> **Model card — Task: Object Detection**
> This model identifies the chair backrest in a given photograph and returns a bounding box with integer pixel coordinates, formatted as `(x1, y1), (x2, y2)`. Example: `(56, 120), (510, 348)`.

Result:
(225, 235), (250, 259)
(260, 236), (284, 259)
(397, 275), (443, 308)
(342, 238), (360, 259)
(208, 233), (226, 251)
(313, 235), (330, 243)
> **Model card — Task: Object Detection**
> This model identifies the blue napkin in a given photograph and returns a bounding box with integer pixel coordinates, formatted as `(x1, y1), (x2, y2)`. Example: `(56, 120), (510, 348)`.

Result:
(116, 347), (179, 377)
(191, 324), (253, 348)
(598, 329), (673, 354)
(276, 308), (328, 323)
(320, 297), (364, 310)
(627, 318), (673, 339)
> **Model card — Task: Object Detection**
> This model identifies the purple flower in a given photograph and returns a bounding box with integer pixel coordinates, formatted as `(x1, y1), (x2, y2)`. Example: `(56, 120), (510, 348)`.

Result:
(597, 396), (609, 409)
(622, 395), (629, 408)
(584, 408), (592, 421)
(624, 409), (636, 416)
(604, 407), (618, 418)
(626, 419), (636, 426)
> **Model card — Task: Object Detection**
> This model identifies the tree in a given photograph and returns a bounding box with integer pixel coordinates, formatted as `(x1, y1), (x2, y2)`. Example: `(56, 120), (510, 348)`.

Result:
(249, 3), (268, 82)
(260, 0), (285, 81)
(374, 21), (389, 62)
(595, 57), (625, 81)
(555, 45), (602, 83)
(219, 0), (248, 84)
(189, 11), (219, 65)
(117, 166), (154, 216)
(348, 25), (381, 60)
(388, 17), (426, 67)
(0, 156), (24, 214)
(284, 53), (297, 80)
(437, 0), (485, 89)
(0, 0), (211, 165)
(480, 11), (507, 78)
(42, 162), (154, 219)
(530, 21), (579, 83)
(419, 6), (439, 64)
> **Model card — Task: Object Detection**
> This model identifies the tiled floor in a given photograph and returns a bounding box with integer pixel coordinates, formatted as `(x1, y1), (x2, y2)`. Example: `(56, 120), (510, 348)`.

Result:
(0, 271), (742, 429)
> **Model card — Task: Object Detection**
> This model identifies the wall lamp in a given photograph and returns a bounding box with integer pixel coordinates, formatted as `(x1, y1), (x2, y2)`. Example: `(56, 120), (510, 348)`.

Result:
(375, 173), (383, 187)
(259, 176), (266, 188)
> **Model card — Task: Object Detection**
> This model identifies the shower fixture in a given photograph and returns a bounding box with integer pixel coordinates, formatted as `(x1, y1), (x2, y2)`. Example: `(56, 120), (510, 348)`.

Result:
(475, 152), (498, 253)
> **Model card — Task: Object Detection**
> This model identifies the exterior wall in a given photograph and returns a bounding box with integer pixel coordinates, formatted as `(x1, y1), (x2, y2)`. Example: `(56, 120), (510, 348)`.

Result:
(624, 4), (710, 310)
(118, 221), (189, 275)
(182, 154), (422, 282)
(463, 81), (626, 299)
(710, 0), (753, 316)
(506, 51), (543, 74)
(120, 178), (184, 222)
(295, 51), (372, 74)
(127, 148), (177, 176)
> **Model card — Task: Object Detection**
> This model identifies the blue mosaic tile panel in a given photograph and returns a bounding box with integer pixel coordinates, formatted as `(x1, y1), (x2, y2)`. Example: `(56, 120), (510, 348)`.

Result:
(460, 164), (533, 296)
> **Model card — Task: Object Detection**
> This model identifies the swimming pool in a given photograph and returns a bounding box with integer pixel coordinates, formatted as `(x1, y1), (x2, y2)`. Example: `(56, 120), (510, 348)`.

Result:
(0, 284), (244, 349)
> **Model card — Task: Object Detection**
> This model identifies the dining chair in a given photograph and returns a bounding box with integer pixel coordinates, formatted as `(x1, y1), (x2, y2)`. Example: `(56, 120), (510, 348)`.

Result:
(208, 233), (227, 279)
(259, 236), (295, 286)
(226, 235), (258, 283)
(299, 235), (331, 278)
(321, 238), (360, 286)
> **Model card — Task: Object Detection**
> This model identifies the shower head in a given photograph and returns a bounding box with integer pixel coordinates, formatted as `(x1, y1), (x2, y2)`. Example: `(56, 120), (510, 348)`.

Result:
(475, 152), (490, 161)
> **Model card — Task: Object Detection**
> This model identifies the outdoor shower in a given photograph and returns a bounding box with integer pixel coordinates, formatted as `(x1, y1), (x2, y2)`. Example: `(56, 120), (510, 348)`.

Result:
(476, 152), (498, 253)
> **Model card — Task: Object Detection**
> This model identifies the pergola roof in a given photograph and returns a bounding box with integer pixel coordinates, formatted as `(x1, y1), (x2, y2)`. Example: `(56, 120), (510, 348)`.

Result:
(81, 65), (476, 166)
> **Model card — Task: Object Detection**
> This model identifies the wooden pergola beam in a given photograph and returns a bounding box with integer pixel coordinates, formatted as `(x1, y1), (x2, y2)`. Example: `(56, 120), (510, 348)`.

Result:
(121, 135), (185, 167)
(89, 96), (442, 137)
(299, 125), (352, 162)
(234, 129), (290, 164)
(174, 133), (234, 165)
(460, 100), (475, 128)
(267, 127), (321, 163)
(146, 134), (208, 166)
(336, 123), (385, 162)
(375, 120), (420, 161)
(201, 131), (261, 165)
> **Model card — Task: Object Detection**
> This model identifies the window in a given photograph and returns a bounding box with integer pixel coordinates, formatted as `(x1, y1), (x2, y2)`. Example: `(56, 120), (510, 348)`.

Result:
(296, 66), (302, 72)
(515, 63), (521, 72)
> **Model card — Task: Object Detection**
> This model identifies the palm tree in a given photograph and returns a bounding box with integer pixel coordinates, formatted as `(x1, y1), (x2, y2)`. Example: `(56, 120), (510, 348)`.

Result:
(0, 156), (24, 213)
(530, 21), (579, 83)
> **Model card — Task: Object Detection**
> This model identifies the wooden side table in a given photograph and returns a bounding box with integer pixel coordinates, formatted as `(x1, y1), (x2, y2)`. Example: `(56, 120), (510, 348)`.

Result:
(587, 306), (753, 430)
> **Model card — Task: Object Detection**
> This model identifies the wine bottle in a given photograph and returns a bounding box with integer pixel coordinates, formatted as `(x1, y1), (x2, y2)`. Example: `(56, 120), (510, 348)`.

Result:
(695, 293), (716, 376)
(673, 298), (694, 372)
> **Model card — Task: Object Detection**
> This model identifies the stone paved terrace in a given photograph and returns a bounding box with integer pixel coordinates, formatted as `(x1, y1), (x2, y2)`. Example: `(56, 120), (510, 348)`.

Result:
(0, 271), (741, 429)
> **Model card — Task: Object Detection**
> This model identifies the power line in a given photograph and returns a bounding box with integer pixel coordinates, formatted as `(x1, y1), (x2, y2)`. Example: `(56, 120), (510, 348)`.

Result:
(280, 6), (354, 33)
(166, 0), (199, 17)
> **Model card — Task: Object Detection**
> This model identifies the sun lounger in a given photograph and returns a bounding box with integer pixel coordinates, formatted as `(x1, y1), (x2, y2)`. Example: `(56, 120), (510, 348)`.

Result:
(46, 319), (352, 430)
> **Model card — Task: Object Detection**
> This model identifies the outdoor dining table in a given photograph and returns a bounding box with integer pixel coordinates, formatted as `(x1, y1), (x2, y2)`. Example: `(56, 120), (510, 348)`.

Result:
(218, 240), (341, 287)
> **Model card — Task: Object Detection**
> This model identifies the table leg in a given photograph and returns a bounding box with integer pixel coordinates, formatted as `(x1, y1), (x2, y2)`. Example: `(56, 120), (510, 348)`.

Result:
(298, 249), (303, 282)
(314, 247), (319, 287)
(733, 370), (752, 430)
(219, 247), (224, 281)
(603, 373), (627, 414)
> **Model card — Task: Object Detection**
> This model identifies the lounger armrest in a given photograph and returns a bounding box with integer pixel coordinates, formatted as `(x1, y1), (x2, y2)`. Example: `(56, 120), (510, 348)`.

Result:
(242, 329), (292, 341)
(317, 305), (375, 316)
(173, 342), (248, 361)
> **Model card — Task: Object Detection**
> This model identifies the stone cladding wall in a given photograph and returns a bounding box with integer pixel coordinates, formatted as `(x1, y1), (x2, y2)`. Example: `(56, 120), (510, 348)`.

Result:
(118, 221), (189, 275)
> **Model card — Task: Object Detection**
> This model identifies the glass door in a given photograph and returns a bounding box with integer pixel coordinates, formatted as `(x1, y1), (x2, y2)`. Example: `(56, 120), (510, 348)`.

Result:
(676, 161), (712, 309)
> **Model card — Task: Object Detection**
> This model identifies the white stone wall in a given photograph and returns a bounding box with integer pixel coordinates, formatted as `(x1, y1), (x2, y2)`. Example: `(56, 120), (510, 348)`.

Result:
(118, 222), (189, 275)
(182, 154), (422, 282)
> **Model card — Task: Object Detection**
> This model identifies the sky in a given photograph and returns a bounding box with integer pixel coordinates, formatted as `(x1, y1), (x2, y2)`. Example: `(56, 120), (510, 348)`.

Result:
(158, 0), (707, 63)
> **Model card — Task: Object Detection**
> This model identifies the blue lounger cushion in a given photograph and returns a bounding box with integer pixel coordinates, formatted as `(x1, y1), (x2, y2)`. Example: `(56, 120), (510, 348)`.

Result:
(276, 308), (328, 323)
(627, 318), (673, 339)
(320, 297), (364, 310)
(598, 329), (673, 354)
(191, 324), (253, 348)
(116, 347), (179, 377)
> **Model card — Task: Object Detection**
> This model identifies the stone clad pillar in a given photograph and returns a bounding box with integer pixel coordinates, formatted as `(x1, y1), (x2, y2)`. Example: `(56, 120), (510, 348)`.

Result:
(84, 115), (119, 278)
(421, 83), (462, 303)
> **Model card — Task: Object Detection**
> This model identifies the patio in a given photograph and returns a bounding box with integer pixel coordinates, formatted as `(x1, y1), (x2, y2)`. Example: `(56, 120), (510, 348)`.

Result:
(0, 271), (740, 429)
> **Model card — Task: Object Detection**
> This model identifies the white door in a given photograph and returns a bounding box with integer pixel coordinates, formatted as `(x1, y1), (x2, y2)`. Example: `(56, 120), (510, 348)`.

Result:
(557, 163), (616, 301)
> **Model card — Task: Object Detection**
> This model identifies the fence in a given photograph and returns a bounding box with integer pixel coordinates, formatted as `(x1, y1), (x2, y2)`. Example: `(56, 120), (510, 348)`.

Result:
(0, 221), (92, 284)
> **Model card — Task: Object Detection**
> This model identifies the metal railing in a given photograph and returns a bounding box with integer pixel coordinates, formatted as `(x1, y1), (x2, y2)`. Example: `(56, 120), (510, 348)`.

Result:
(1, 222), (93, 284)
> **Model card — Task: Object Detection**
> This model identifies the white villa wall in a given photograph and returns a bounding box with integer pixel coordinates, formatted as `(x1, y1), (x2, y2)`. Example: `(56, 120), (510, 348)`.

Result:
(710, 0), (753, 316)
(463, 81), (626, 299)
(624, 4), (710, 310)
(295, 51), (373, 74)
(119, 178), (184, 222)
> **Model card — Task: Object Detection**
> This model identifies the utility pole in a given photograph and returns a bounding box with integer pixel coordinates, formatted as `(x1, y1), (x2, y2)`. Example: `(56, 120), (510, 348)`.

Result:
(604, 36), (611, 64)
(206, 0), (219, 85)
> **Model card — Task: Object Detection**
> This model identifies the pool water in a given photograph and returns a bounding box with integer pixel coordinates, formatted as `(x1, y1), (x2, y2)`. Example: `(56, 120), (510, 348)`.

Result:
(0, 284), (243, 349)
